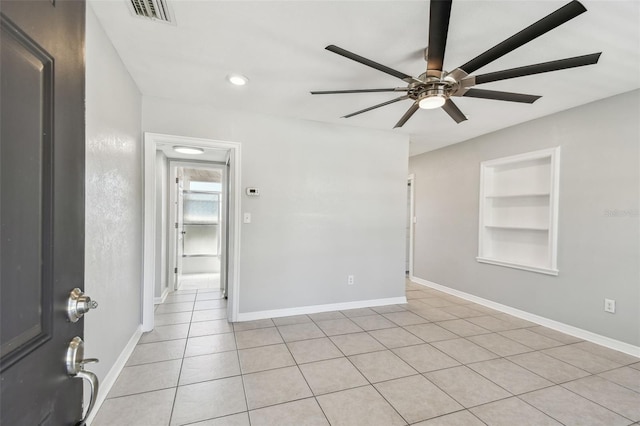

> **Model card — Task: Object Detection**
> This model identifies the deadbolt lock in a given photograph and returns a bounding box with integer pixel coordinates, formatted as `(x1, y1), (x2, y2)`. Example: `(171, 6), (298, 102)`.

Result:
(67, 288), (98, 322)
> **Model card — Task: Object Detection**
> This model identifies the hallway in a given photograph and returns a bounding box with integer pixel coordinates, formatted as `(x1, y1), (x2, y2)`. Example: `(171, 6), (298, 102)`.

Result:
(93, 282), (640, 425)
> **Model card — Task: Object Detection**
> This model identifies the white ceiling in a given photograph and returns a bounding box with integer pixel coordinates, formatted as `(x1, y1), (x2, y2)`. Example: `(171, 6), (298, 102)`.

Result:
(91, 0), (640, 156)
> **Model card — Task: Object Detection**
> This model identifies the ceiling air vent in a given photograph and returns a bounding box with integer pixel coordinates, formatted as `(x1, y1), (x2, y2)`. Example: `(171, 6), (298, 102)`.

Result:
(128, 0), (173, 24)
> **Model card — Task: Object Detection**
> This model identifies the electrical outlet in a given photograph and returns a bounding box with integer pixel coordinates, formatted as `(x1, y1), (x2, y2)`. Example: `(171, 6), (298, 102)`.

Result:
(604, 298), (616, 313)
(347, 275), (354, 285)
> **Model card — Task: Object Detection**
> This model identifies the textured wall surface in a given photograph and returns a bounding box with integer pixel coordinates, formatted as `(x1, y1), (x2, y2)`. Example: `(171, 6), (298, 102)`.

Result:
(143, 97), (409, 314)
(409, 90), (640, 346)
(85, 5), (143, 383)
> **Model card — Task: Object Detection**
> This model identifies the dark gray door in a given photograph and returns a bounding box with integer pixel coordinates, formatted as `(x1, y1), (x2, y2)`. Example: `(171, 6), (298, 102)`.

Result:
(1, 0), (86, 424)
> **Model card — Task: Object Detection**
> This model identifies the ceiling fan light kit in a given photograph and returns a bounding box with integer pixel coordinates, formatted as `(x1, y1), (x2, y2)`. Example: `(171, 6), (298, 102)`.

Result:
(418, 88), (447, 109)
(312, 0), (601, 128)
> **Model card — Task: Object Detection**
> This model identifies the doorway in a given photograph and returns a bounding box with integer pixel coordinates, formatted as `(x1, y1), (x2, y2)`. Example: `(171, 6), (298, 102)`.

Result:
(170, 163), (226, 292)
(143, 133), (242, 330)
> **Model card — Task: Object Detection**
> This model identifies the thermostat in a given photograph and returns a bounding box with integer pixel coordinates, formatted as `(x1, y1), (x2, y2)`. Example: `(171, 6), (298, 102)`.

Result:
(246, 187), (260, 196)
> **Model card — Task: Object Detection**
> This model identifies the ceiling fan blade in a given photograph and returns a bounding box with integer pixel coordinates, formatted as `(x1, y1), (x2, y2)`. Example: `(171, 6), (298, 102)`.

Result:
(326, 45), (415, 83)
(471, 52), (601, 85)
(342, 95), (410, 118)
(427, 0), (453, 72)
(394, 102), (420, 128)
(311, 88), (407, 95)
(442, 99), (467, 123)
(463, 88), (541, 103)
(457, 0), (587, 75)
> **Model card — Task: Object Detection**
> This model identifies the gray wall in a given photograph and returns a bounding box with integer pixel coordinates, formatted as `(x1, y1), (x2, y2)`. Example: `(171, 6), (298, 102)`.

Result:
(409, 90), (640, 346)
(143, 97), (409, 313)
(85, 4), (143, 382)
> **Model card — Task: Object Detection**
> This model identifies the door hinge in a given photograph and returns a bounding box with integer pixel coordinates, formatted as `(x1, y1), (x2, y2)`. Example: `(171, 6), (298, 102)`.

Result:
(174, 267), (178, 274)
(175, 223), (178, 229)
(176, 177), (179, 183)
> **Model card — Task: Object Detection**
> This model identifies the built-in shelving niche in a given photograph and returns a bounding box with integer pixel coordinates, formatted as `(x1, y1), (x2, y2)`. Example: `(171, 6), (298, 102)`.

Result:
(477, 147), (560, 275)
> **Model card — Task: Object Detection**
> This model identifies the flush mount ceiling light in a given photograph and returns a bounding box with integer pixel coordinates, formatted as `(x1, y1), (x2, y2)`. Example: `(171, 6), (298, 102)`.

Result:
(226, 74), (249, 86)
(418, 88), (447, 109)
(173, 146), (204, 155)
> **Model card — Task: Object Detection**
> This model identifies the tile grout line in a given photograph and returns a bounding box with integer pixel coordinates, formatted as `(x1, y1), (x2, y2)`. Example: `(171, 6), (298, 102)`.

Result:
(558, 380), (638, 423)
(166, 288), (196, 426)
(105, 282), (639, 426)
(293, 312), (418, 424)
(410, 284), (639, 423)
(272, 318), (333, 425)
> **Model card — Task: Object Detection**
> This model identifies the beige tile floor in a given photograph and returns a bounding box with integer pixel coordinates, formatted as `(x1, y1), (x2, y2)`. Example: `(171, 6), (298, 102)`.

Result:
(178, 273), (221, 290)
(93, 281), (640, 426)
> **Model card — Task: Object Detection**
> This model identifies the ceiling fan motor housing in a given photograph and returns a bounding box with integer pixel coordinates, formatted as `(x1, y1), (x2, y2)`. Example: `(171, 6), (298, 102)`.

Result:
(412, 72), (458, 102)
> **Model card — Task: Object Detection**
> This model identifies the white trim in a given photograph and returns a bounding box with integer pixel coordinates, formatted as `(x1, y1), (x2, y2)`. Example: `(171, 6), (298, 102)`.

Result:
(476, 257), (559, 276)
(549, 146), (561, 272)
(154, 287), (169, 305)
(407, 174), (415, 277)
(482, 146), (560, 167)
(143, 132), (242, 330)
(411, 276), (640, 357)
(168, 163), (180, 292)
(86, 326), (143, 426)
(477, 147), (561, 275)
(236, 297), (408, 322)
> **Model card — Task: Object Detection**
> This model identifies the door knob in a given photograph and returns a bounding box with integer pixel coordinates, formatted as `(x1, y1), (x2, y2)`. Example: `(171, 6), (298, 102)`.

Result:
(67, 288), (98, 322)
(66, 336), (99, 426)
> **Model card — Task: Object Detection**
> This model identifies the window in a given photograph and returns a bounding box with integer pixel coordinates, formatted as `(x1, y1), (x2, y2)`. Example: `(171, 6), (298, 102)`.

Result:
(189, 180), (222, 192)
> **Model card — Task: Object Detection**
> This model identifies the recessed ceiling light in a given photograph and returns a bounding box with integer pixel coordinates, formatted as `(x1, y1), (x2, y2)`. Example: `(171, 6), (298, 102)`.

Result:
(173, 146), (204, 155)
(227, 74), (249, 86)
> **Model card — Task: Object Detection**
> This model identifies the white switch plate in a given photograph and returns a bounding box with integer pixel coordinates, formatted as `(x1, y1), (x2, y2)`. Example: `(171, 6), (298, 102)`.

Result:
(604, 298), (616, 313)
(243, 212), (251, 224)
(347, 275), (354, 285)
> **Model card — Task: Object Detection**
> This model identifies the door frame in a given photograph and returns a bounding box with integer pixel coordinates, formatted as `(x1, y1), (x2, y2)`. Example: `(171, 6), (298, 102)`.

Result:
(407, 174), (415, 279)
(143, 132), (242, 330)
(168, 160), (227, 293)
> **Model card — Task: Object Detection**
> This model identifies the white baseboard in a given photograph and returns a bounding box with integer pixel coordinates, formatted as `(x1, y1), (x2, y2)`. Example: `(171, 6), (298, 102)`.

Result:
(236, 296), (407, 322)
(411, 276), (640, 358)
(154, 287), (169, 305)
(86, 326), (144, 425)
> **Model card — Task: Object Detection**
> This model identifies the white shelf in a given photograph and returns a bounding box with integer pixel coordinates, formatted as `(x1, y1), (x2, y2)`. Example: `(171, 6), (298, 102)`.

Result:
(485, 193), (550, 199)
(484, 225), (549, 231)
(476, 257), (559, 276)
(478, 147), (560, 275)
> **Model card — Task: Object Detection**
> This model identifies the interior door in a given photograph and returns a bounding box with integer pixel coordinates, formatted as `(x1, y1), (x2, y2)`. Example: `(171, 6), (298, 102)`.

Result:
(1, 1), (87, 425)
(222, 161), (230, 297)
(176, 178), (184, 288)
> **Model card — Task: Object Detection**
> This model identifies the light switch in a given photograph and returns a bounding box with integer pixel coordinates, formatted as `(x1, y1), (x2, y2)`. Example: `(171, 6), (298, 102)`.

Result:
(243, 212), (251, 224)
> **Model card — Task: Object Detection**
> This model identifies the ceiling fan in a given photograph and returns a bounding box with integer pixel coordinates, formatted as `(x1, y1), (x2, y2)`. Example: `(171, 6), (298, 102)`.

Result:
(311, 0), (601, 128)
